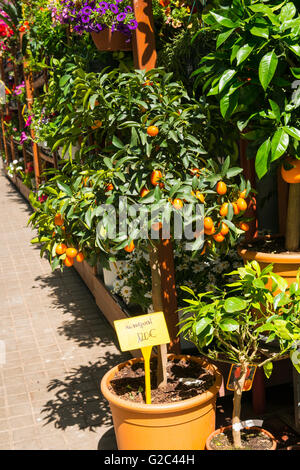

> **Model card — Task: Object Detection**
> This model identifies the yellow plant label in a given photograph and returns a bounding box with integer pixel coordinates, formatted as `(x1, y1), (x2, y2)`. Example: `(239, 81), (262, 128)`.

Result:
(114, 311), (170, 352)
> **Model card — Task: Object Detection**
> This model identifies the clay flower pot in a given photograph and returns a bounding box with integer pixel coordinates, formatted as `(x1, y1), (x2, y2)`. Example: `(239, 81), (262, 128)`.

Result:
(238, 235), (300, 287)
(91, 29), (132, 51)
(101, 354), (222, 450)
(206, 425), (277, 450)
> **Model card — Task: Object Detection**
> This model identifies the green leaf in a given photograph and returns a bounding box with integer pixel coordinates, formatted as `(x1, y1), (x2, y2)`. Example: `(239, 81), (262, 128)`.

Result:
(255, 138), (271, 179)
(279, 2), (296, 22)
(263, 362), (273, 379)
(220, 318), (239, 332)
(271, 129), (289, 162)
(283, 126), (300, 141)
(224, 297), (247, 313)
(219, 69), (237, 93)
(57, 181), (73, 198)
(220, 90), (239, 120)
(250, 25), (269, 39)
(112, 135), (124, 149)
(258, 50), (278, 91)
(236, 44), (254, 66)
(59, 75), (71, 87)
(195, 317), (212, 335)
(216, 28), (235, 48)
(268, 99), (281, 121)
(210, 12), (238, 28)
(290, 350), (300, 374)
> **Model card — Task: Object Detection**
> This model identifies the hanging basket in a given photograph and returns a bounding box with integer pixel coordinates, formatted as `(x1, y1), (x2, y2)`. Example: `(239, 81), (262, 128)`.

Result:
(91, 29), (132, 51)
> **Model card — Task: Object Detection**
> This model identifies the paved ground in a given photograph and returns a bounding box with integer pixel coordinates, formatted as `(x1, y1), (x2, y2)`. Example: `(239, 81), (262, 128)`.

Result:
(0, 168), (125, 450)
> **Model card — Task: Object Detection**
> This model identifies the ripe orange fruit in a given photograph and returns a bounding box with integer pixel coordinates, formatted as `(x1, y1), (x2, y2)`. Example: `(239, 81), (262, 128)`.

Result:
(219, 203), (229, 217)
(239, 222), (249, 232)
(191, 190), (205, 203)
(216, 181), (227, 195)
(56, 243), (67, 255)
(105, 183), (114, 192)
(239, 189), (247, 199)
(232, 202), (239, 215)
(281, 158), (300, 183)
(190, 168), (200, 176)
(142, 80), (153, 87)
(204, 225), (216, 236)
(151, 222), (162, 231)
(76, 252), (84, 262)
(54, 213), (64, 226)
(147, 125), (159, 137)
(124, 240), (135, 253)
(213, 232), (225, 243)
(150, 169), (163, 187)
(172, 198), (183, 210)
(64, 256), (74, 267)
(140, 187), (150, 197)
(237, 198), (247, 211)
(66, 247), (78, 258)
(204, 217), (214, 230)
(91, 120), (102, 130)
(219, 222), (229, 236)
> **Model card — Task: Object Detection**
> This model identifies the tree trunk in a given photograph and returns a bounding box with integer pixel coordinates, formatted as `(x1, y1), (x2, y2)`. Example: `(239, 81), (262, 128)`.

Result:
(232, 363), (248, 449)
(285, 183), (300, 251)
(148, 241), (168, 388)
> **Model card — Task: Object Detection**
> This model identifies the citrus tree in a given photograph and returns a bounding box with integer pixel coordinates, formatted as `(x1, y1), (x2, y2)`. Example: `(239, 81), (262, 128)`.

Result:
(193, 0), (300, 251)
(180, 260), (300, 448)
(29, 67), (253, 387)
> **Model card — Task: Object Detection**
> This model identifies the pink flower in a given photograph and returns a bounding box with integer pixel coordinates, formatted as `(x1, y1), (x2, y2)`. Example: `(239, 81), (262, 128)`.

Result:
(25, 115), (32, 127)
(20, 132), (28, 144)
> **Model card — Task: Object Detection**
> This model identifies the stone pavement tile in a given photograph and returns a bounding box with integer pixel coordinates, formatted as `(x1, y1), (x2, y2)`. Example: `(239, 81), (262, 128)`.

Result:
(8, 414), (35, 430)
(12, 439), (43, 450)
(0, 430), (11, 443)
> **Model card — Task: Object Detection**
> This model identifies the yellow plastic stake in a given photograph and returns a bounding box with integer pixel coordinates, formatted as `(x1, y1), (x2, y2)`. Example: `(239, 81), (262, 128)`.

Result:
(141, 345), (152, 405)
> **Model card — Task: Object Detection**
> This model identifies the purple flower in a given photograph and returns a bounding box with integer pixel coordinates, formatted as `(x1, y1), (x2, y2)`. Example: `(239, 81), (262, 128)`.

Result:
(20, 132), (28, 144)
(128, 19), (138, 30)
(116, 12), (126, 21)
(109, 4), (119, 14)
(25, 115), (32, 127)
(99, 2), (109, 9)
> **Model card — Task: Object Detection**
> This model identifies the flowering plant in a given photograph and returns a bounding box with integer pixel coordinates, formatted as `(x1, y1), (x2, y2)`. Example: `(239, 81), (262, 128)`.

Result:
(0, 9), (13, 52)
(111, 247), (243, 312)
(49, 0), (138, 36)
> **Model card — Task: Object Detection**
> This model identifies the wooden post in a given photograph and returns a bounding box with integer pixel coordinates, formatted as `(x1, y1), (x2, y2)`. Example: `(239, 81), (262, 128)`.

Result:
(23, 61), (41, 187)
(131, 0), (157, 71)
(158, 239), (180, 354)
(239, 137), (258, 241)
(131, 0), (180, 374)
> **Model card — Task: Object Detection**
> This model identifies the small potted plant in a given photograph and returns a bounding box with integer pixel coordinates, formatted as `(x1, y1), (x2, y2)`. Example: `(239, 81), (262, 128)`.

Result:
(49, 0), (138, 51)
(180, 260), (300, 450)
(194, 0), (300, 285)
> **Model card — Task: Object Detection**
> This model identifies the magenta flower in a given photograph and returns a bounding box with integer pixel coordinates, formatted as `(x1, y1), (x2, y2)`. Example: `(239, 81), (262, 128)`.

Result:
(25, 115), (32, 127)
(20, 132), (28, 144)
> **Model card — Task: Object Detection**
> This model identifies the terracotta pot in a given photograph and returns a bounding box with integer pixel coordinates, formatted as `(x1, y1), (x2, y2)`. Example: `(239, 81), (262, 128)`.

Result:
(238, 235), (300, 287)
(91, 29), (132, 51)
(101, 354), (222, 450)
(206, 425), (277, 450)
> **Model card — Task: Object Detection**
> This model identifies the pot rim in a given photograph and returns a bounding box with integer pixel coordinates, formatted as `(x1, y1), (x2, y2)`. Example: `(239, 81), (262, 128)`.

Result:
(238, 235), (300, 263)
(101, 354), (222, 414)
(206, 425), (277, 450)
